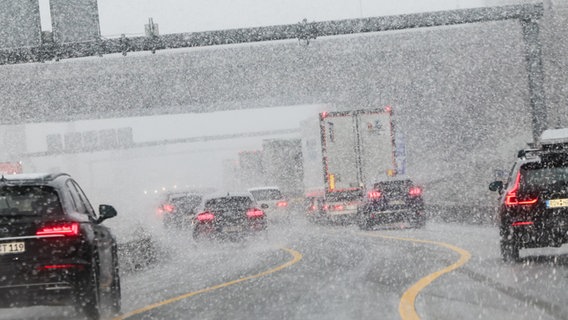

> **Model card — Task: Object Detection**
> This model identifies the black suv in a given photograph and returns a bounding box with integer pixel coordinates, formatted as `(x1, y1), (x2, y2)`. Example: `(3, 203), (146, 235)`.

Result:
(0, 173), (120, 319)
(490, 129), (568, 262)
(356, 178), (425, 230)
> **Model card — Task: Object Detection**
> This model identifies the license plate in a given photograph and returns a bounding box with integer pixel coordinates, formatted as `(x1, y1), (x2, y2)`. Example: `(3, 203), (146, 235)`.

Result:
(389, 200), (405, 205)
(0, 242), (25, 255)
(546, 198), (568, 208)
(223, 226), (243, 232)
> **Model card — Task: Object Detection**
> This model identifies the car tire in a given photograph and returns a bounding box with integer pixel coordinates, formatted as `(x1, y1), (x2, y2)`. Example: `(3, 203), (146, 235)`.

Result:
(76, 256), (101, 320)
(500, 239), (520, 262)
(357, 217), (372, 231)
(110, 248), (121, 315)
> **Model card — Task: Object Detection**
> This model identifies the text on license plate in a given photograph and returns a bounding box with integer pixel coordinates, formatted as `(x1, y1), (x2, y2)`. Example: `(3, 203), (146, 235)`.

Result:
(547, 198), (568, 208)
(0, 242), (25, 255)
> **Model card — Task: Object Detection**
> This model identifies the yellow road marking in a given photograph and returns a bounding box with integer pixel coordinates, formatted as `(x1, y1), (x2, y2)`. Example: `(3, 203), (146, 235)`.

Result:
(114, 247), (303, 320)
(361, 233), (471, 320)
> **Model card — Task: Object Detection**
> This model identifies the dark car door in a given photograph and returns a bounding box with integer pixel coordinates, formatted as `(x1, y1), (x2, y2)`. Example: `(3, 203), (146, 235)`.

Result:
(67, 180), (115, 288)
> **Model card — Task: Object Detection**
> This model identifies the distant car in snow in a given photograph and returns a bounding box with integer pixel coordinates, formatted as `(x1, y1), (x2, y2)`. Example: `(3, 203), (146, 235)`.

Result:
(157, 190), (212, 229)
(192, 193), (268, 242)
(248, 187), (290, 222)
(356, 177), (426, 230)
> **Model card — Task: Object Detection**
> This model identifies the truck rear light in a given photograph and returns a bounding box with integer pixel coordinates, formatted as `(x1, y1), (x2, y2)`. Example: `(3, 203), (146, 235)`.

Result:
(409, 186), (422, 197)
(247, 208), (265, 218)
(196, 212), (215, 222)
(276, 201), (288, 207)
(36, 222), (79, 237)
(505, 172), (538, 206)
(368, 191), (381, 199)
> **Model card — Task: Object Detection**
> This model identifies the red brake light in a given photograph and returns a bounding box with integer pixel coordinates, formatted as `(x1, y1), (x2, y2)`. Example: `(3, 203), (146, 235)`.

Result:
(368, 191), (381, 199)
(276, 201), (288, 207)
(36, 222), (80, 237)
(309, 205), (317, 211)
(247, 208), (265, 218)
(163, 204), (175, 213)
(512, 221), (534, 227)
(196, 212), (215, 222)
(37, 264), (84, 271)
(409, 186), (422, 197)
(332, 204), (344, 211)
(505, 172), (538, 206)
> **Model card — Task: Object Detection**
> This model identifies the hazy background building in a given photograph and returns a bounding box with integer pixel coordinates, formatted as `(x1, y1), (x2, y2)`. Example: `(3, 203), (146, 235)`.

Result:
(50, 0), (100, 44)
(0, 0), (42, 49)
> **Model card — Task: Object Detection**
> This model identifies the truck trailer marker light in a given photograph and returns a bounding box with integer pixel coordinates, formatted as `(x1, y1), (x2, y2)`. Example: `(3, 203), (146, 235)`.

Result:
(276, 201), (288, 207)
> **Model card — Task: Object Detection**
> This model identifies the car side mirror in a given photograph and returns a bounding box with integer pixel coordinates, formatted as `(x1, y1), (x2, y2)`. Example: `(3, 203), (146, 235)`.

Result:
(488, 181), (503, 192)
(98, 204), (117, 223)
(261, 203), (269, 209)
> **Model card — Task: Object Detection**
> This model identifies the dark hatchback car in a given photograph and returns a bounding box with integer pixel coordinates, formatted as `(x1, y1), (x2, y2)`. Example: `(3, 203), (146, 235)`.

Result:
(192, 194), (267, 242)
(0, 173), (120, 319)
(158, 192), (203, 229)
(490, 132), (568, 262)
(356, 178), (425, 230)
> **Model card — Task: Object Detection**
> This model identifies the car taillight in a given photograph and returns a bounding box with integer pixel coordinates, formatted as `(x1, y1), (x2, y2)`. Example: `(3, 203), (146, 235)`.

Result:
(37, 264), (84, 271)
(196, 212), (215, 222)
(505, 172), (538, 206)
(368, 191), (381, 199)
(36, 222), (80, 237)
(332, 204), (344, 211)
(309, 205), (317, 212)
(247, 208), (265, 218)
(276, 201), (288, 207)
(409, 186), (422, 197)
(163, 204), (175, 213)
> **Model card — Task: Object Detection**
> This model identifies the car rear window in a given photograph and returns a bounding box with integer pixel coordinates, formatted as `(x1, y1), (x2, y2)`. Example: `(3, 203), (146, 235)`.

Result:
(326, 189), (363, 202)
(373, 180), (412, 191)
(250, 189), (283, 201)
(205, 197), (253, 211)
(522, 165), (568, 188)
(0, 186), (62, 217)
(170, 195), (202, 209)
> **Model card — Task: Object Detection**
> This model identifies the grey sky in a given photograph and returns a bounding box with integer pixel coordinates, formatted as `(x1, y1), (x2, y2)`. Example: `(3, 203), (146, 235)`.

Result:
(40, 0), (487, 37)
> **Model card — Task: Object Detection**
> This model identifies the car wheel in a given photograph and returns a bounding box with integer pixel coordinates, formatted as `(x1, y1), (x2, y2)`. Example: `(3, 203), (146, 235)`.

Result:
(358, 217), (372, 230)
(110, 248), (121, 315)
(76, 256), (101, 320)
(500, 239), (520, 262)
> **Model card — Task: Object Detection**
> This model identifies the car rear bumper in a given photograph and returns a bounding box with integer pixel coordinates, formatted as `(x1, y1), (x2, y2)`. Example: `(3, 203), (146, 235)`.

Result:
(362, 209), (425, 225)
(0, 262), (88, 308)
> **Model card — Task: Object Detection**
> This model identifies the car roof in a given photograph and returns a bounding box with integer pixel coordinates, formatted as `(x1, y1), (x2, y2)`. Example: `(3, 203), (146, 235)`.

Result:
(204, 192), (254, 200)
(540, 128), (568, 145)
(247, 186), (281, 192)
(0, 173), (70, 185)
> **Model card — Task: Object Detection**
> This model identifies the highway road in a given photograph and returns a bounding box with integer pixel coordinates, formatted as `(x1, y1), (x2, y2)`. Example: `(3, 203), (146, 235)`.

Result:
(2, 216), (568, 320)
